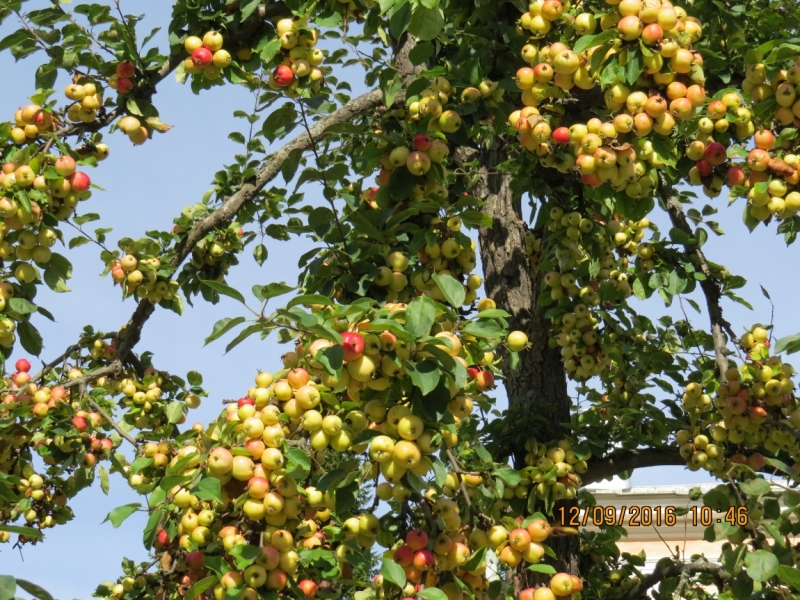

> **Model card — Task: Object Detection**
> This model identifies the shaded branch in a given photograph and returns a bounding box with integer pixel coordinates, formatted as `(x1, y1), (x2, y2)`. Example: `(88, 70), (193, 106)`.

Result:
(583, 447), (685, 486)
(765, 417), (800, 446)
(659, 176), (732, 379)
(619, 559), (729, 600)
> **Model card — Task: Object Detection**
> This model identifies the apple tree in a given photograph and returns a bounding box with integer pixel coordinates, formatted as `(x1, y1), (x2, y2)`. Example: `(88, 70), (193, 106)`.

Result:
(1, 0), (800, 599)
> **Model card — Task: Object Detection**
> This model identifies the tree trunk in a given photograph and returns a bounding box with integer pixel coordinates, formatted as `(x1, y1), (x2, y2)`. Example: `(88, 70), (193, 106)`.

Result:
(469, 144), (581, 578)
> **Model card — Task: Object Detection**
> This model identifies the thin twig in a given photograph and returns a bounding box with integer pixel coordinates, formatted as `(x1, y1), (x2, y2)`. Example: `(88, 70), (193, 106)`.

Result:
(87, 396), (139, 447)
(295, 99), (354, 270)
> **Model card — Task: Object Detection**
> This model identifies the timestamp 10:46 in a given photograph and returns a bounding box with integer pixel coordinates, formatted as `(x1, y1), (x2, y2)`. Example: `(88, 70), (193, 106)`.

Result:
(557, 505), (750, 527)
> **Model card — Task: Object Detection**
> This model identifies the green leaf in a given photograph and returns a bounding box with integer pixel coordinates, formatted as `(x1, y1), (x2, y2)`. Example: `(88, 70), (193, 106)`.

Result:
(253, 243), (267, 266)
(193, 478), (222, 503)
(166, 402), (185, 424)
(0, 524), (43, 539)
(100, 465), (109, 494)
(431, 273), (465, 307)
(15, 579), (54, 600)
(389, 1), (412, 38)
(205, 316), (244, 346)
(408, 41), (433, 65)
(253, 282), (296, 302)
(0, 577), (14, 600)
(287, 294), (334, 309)
(317, 345), (344, 377)
(18, 322), (43, 356)
(262, 103), (297, 143)
(406, 359), (441, 395)
(417, 589), (448, 600)
(200, 280), (246, 304)
(8, 297), (36, 314)
(528, 564), (557, 574)
(744, 549), (779, 582)
(775, 332), (800, 355)
(142, 509), (162, 549)
(381, 558), (406, 589)
(777, 565), (800, 591)
(286, 448), (311, 481)
(462, 546), (488, 572)
(240, 0), (261, 20)
(405, 294), (436, 337)
(185, 576), (219, 600)
(431, 456), (447, 487)
(739, 477), (771, 496)
(574, 28), (617, 54)
(461, 319), (503, 340)
(102, 503), (141, 528)
(408, 6), (443, 41)
(495, 467), (521, 487)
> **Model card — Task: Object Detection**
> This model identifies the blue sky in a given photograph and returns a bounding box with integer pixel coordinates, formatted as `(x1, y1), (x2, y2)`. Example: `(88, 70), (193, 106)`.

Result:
(1, 2), (798, 598)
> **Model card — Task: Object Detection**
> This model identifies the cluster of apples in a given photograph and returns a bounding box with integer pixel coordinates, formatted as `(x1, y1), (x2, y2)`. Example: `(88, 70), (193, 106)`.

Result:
(0, 464), (72, 535)
(511, 0), (708, 199)
(1, 148), (95, 219)
(183, 31), (231, 82)
(522, 439), (587, 502)
(683, 57), (800, 226)
(538, 208), (652, 379)
(377, 132), (451, 181)
(675, 325), (799, 478)
(268, 18), (325, 96)
(519, 572), (585, 600)
(401, 77), (466, 135)
(102, 366), (195, 432)
(0, 359), (112, 541)
(8, 103), (54, 145)
(108, 252), (178, 304)
(115, 115), (150, 145)
(65, 80), (104, 124)
(184, 228), (243, 286)
(107, 61), (137, 95)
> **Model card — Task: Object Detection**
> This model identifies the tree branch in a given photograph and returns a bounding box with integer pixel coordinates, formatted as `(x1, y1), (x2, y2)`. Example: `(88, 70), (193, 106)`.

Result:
(659, 176), (732, 379)
(619, 559), (729, 600)
(582, 447), (685, 486)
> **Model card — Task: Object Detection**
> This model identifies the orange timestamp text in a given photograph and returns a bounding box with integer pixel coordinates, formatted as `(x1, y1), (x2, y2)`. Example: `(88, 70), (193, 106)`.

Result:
(557, 505), (749, 527)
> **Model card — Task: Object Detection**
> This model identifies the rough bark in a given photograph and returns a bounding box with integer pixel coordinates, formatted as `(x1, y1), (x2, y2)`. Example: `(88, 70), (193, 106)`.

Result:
(465, 143), (579, 577)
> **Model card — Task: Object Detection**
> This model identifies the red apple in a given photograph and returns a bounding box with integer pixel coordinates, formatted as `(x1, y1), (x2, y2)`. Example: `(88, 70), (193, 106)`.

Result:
(191, 48), (213, 68)
(69, 171), (91, 191)
(116, 61), (135, 78)
(394, 544), (414, 566)
(72, 416), (89, 432)
(15, 358), (30, 373)
(116, 78), (134, 94)
(552, 127), (570, 144)
(341, 332), (365, 362)
(727, 165), (746, 186)
(273, 65), (295, 87)
(238, 396), (255, 407)
(696, 159), (713, 177)
(412, 549), (434, 571)
(186, 550), (205, 571)
(413, 134), (432, 151)
(406, 529), (428, 551)
(475, 370), (495, 391)
(467, 367), (479, 380)
(703, 142), (727, 166)
(298, 580), (318, 599)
